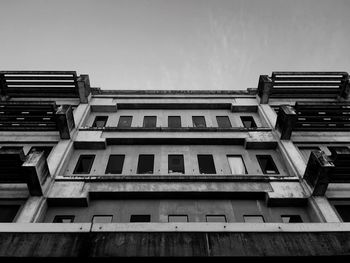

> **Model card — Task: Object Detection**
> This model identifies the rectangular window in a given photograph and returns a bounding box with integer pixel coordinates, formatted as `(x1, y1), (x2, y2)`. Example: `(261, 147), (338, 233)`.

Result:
(0, 205), (20, 222)
(137, 155), (154, 174)
(281, 215), (303, 223)
(53, 215), (75, 223)
(227, 155), (247, 174)
(197, 155), (216, 174)
(143, 116), (157, 128)
(73, 155), (95, 174)
(243, 215), (265, 223)
(216, 116), (232, 128)
(117, 116), (133, 128)
(168, 116), (181, 128)
(334, 205), (350, 222)
(240, 116), (257, 128)
(256, 155), (279, 174)
(206, 215), (227, 223)
(168, 155), (185, 174)
(105, 155), (125, 174)
(130, 215), (151, 222)
(29, 146), (53, 159)
(168, 215), (188, 222)
(92, 116), (108, 128)
(192, 116), (206, 128)
(298, 147), (321, 162)
(92, 215), (113, 223)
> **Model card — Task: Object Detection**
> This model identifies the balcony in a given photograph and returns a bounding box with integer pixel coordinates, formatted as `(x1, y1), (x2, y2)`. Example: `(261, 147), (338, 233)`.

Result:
(0, 101), (75, 139)
(257, 71), (349, 103)
(0, 71), (91, 103)
(275, 102), (350, 139)
(0, 147), (50, 196)
(304, 147), (350, 195)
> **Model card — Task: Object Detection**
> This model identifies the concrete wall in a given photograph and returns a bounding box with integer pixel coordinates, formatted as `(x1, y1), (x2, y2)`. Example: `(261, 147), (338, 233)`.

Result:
(63, 145), (289, 176)
(43, 199), (316, 223)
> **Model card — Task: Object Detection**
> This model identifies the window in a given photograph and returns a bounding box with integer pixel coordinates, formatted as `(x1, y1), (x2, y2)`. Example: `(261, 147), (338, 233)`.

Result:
(216, 116), (232, 128)
(130, 215), (151, 222)
(0, 205), (20, 222)
(256, 155), (279, 174)
(168, 215), (188, 222)
(281, 215), (303, 223)
(29, 146), (53, 159)
(137, 155), (154, 174)
(206, 215), (227, 223)
(243, 215), (265, 223)
(298, 147), (321, 162)
(73, 155), (95, 174)
(168, 116), (181, 128)
(53, 215), (75, 223)
(227, 156), (247, 174)
(192, 116), (206, 128)
(334, 205), (350, 222)
(143, 116), (157, 128)
(117, 116), (133, 128)
(92, 116), (108, 128)
(240, 116), (257, 128)
(105, 155), (125, 174)
(197, 155), (216, 174)
(92, 215), (113, 223)
(168, 155), (185, 174)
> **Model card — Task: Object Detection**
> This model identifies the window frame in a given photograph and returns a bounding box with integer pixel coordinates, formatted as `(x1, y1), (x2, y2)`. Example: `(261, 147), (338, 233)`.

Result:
(206, 215), (227, 223)
(192, 116), (207, 128)
(243, 215), (265, 223)
(117, 116), (133, 128)
(227, 155), (247, 175)
(168, 116), (182, 128)
(143, 116), (157, 128)
(137, 154), (155, 174)
(197, 154), (216, 174)
(168, 154), (185, 174)
(105, 154), (125, 174)
(130, 214), (151, 222)
(216, 116), (232, 128)
(168, 215), (189, 222)
(53, 215), (75, 223)
(73, 155), (95, 174)
(256, 155), (279, 175)
(240, 116), (257, 128)
(92, 116), (108, 128)
(92, 215), (113, 223)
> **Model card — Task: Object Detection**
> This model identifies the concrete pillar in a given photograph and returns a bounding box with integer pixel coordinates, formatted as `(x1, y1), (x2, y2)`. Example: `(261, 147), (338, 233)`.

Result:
(56, 105), (75, 139)
(257, 75), (272, 104)
(77, 75), (91, 104)
(15, 196), (46, 223)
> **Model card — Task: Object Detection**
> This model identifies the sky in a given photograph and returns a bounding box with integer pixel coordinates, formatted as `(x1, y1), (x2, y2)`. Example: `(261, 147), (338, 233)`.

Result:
(0, 0), (349, 90)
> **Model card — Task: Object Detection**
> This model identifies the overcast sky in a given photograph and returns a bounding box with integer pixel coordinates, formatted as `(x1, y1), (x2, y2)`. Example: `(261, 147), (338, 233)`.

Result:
(0, 0), (349, 90)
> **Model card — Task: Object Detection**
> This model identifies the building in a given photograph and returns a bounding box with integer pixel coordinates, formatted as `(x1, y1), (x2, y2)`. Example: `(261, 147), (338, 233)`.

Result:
(0, 70), (349, 259)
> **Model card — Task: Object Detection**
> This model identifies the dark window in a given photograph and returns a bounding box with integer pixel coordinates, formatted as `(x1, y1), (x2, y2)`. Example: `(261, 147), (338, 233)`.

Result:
(206, 215), (227, 223)
(53, 215), (75, 223)
(192, 116), (206, 128)
(73, 155), (95, 174)
(281, 215), (303, 223)
(216, 116), (232, 128)
(105, 155), (125, 174)
(168, 155), (185, 174)
(197, 155), (216, 174)
(130, 215), (151, 222)
(334, 205), (350, 222)
(92, 215), (113, 223)
(243, 215), (265, 223)
(227, 155), (247, 174)
(92, 116), (108, 128)
(117, 116), (133, 128)
(29, 146), (53, 159)
(0, 205), (20, 222)
(240, 116), (257, 128)
(298, 147), (321, 162)
(256, 155), (279, 174)
(143, 116), (157, 128)
(168, 116), (181, 128)
(137, 155), (154, 174)
(168, 215), (188, 222)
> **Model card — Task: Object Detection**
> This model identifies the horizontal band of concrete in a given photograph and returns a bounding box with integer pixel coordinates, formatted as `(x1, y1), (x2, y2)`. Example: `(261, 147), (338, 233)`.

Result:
(1, 223), (350, 233)
(55, 175), (299, 182)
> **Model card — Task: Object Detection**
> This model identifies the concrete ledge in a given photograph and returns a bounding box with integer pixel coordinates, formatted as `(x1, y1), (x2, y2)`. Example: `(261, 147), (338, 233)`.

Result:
(0, 223), (91, 232)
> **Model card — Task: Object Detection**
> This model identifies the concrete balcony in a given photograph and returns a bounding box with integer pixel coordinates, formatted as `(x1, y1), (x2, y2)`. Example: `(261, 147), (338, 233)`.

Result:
(0, 223), (349, 257)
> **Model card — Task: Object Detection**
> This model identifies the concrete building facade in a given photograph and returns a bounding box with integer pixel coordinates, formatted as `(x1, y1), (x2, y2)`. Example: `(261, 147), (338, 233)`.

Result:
(0, 71), (349, 258)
